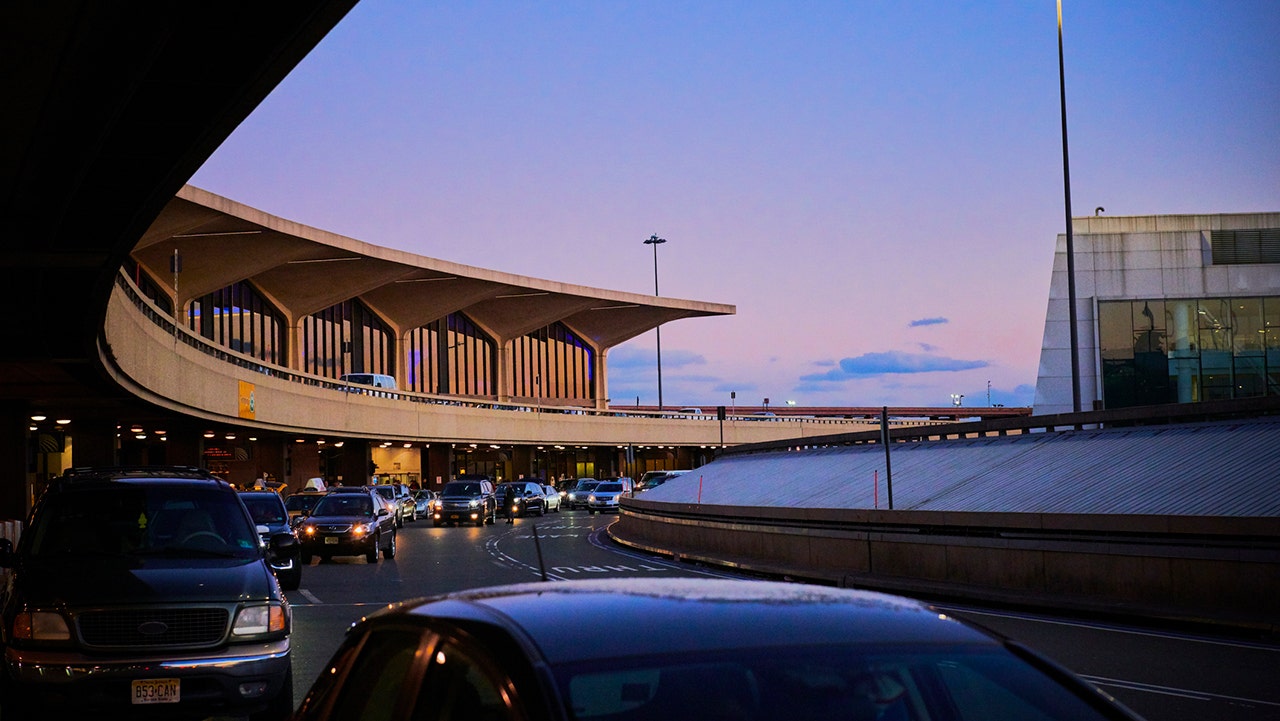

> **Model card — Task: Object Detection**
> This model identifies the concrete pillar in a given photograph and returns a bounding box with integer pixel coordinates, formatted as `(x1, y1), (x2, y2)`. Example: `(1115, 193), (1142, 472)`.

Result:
(0, 404), (28, 521)
(594, 348), (609, 410)
(334, 440), (372, 487)
(424, 445), (451, 489)
(73, 418), (119, 467)
(495, 342), (512, 402)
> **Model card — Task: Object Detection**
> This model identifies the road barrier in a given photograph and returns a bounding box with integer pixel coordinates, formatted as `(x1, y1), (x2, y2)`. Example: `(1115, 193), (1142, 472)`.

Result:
(612, 498), (1280, 635)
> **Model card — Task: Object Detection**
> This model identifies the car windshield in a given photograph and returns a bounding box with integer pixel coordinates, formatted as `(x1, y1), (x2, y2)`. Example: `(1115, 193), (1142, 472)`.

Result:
(575, 481), (599, 491)
(312, 494), (374, 517)
(443, 482), (480, 495)
(596, 483), (623, 493)
(241, 494), (287, 525)
(285, 494), (323, 512)
(556, 644), (1119, 721)
(26, 485), (260, 559)
(373, 487), (395, 500)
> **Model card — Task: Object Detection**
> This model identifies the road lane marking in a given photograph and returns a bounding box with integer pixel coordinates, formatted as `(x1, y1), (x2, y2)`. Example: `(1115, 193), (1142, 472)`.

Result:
(1083, 675), (1280, 707)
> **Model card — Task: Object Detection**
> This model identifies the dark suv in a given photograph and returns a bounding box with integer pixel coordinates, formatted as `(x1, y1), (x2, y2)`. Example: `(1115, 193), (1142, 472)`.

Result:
(0, 466), (295, 720)
(496, 481), (548, 517)
(432, 476), (496, 526)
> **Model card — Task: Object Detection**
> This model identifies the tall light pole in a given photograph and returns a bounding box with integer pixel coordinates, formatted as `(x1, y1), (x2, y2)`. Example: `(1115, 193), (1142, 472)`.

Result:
(644, 234), (667, 410)
(1058, 0), (1082, 413)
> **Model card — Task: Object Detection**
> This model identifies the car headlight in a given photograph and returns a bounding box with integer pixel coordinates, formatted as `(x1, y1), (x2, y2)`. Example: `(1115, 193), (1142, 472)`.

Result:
(588, 494), (597, 502)
(12, 610), (71, 642)
(302, 525), (316, 536)
(353, 522), (375, 536)
(568, 493), (577, 501)
(232, 604), (288, 637)
(468, 499), (479, 508)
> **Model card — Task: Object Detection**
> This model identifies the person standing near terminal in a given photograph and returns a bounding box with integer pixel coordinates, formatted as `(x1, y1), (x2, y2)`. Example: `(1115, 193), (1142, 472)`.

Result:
(499, 483), (519, 524)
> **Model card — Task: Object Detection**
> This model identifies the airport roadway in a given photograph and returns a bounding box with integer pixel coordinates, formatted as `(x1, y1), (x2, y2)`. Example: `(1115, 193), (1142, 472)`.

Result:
(284, 508), (1280, 721)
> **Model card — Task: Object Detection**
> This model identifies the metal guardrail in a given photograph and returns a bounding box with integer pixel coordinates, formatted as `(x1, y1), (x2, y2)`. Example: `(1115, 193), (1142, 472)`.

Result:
(719, 394), (1280, 456)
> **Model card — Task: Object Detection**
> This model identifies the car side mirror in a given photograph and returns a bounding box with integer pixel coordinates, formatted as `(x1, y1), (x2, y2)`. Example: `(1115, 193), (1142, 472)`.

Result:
(270, 532), (297, 550)
(377, 509), (389, 518)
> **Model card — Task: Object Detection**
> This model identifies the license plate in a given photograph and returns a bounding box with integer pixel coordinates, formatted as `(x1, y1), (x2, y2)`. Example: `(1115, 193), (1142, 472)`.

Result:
(324, 536), (339, 544)
(132, 678), (180, 705)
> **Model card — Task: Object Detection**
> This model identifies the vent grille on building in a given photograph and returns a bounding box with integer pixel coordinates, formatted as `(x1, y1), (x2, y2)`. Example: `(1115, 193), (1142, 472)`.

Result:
(1210, 228), (1280, 264)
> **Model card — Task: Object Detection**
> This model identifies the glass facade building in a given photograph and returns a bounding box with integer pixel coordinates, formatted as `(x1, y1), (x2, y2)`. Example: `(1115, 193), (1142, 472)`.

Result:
(1099, 296), (1280, 408)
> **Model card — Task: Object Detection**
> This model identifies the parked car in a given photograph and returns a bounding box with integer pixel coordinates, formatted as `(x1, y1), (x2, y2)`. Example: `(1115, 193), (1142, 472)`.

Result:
(239, 489), (303, 591)
(433, 476), (497, 526)
(496, 480), (547, 518)
(586, 479), (631, 514)
(636, 469), (690, 493)
(541, 484), (562, 512)
(370, 484), (413, 527)
(284, 489), (328, 525)
(565, 478), (600, 510)
(412, 489), (437, 518)
(297, 488), (397, 563)
(394, 483), (418, 522)
(0, 466), (294, 720)
(291, 578), (1146, 721)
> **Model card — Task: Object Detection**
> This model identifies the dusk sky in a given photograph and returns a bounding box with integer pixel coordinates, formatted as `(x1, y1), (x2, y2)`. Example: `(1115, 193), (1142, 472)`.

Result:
(191, 0), (1280, 410)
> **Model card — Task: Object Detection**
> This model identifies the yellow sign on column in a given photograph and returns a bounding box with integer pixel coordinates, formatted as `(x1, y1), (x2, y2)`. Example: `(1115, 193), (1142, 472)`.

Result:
(238, 381), (256, 420)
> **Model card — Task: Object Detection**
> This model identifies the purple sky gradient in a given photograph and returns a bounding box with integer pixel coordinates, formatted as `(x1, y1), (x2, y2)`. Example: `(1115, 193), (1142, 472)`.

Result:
(191, 0), (1280, 409)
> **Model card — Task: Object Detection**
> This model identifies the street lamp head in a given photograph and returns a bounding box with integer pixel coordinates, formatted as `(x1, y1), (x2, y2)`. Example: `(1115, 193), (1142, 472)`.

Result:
(644, 234), (666, 246)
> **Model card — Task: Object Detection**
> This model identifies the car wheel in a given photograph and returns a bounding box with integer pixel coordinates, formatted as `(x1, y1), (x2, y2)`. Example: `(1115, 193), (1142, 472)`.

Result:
(588, 508), (596, 514)
(320, 554), (332, 563)
(475, 513), (485, 527)
(249, 665), (293, 721)
(365, 537), (378, 563)
(300, 551), (313, 565)
(395, 513), (404, 529)
(433, 520), (443, 527)
(383, 529), (397, 559)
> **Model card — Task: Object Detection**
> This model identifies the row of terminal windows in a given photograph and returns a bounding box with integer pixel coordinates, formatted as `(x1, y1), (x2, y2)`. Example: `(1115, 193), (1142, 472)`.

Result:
(138, 270), (595, 402)
(1098, 296), (1280, 408)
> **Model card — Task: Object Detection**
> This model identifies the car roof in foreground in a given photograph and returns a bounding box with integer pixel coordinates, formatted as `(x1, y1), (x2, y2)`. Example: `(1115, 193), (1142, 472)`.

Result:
(394, 578), (995, 664)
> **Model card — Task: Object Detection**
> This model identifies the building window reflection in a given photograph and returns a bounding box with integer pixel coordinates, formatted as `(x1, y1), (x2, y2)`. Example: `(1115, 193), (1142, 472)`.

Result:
(187, 280), (283, 365)
(510, 322), (594, 402)
(1099, 296), (1280, 408)
(405, 313), (494, 396)
(302, 299), (393, 380)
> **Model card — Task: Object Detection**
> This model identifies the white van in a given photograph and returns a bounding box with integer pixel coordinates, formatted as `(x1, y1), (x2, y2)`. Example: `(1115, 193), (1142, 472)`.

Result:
(339, 373), (397, 390)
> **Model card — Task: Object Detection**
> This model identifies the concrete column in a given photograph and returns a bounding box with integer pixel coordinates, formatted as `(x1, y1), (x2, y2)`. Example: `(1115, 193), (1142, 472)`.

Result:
(73, 417), (119, 467)
(0, 404), (28, 521)
(495, 342), (512, 402)
(334, 440), (372, 487)
(594, 347), (609, 410)
(424, 445), (451, 489)
(1170, 301), (1197, 402)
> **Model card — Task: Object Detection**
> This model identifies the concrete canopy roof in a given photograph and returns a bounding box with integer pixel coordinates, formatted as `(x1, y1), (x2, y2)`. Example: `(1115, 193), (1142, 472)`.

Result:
(133, 186), (735, 349)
